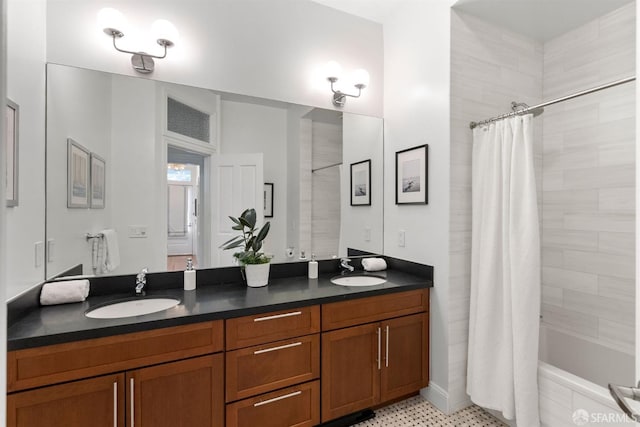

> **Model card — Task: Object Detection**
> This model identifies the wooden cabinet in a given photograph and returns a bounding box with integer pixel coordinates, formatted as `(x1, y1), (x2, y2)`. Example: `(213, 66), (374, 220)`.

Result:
(224, 306), (321, 427)
(321, 289), (429, 422)
(7, 322), (225, 427)
(8, 373), (125, 427)
(8, 287), (429, 427)
(128, 354), (224, 427)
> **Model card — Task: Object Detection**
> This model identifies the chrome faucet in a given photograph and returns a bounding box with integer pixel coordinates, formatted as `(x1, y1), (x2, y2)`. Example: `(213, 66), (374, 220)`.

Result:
(340, 258), (354, 273)
(135, 267), (148, 296)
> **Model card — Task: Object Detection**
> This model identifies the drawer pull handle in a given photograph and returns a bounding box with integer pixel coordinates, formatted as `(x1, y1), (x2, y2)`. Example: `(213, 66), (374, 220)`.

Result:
(253, 311), (302, 322)
(254, 341), (302, 355)
(377, 327), (381, 370)
(130, 378), (135, 427)
(253, 391), (302, 407)
(113, 381), (118, 427)
(385, 325), (390, 368)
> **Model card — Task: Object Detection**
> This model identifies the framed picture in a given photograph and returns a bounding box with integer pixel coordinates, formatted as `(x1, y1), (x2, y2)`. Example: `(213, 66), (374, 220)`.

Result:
(67, 138), (90, 208)
(264, 183), (274, 218)
(90, 153), (106, 209)
(395, 144), (428, 205)
(5, 99), (19, 207)
(350, 159), (371, 206)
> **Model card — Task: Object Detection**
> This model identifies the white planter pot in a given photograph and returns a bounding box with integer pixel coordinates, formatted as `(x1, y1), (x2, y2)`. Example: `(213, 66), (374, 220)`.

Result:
(244, 263), (270, 287)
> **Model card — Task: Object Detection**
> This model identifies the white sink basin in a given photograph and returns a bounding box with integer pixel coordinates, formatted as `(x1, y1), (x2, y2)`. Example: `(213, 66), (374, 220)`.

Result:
(331, 275), (387, 287)
(86, 297), (180, 319)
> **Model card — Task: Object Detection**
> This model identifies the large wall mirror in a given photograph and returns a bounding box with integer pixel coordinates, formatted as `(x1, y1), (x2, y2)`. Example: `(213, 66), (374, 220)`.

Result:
(46, 64), (384, 279)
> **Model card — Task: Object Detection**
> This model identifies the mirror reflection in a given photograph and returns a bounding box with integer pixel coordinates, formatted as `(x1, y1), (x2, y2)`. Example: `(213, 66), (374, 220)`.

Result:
(46, 64), (383, 279)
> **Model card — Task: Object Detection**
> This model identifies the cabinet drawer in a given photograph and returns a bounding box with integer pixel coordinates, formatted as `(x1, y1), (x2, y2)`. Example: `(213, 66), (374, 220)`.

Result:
(322, 289), (428, 331)
(8, 321), (224, 392)
(226, 381), (320, 427)
(226, 306), (320, 350)
(226, 334), (320, 402)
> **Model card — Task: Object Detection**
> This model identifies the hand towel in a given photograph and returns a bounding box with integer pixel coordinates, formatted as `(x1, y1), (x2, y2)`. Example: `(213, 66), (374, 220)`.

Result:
(101, 229), (120, 273)
(362, 258), (387, 272)
(40, 279), (90, 305)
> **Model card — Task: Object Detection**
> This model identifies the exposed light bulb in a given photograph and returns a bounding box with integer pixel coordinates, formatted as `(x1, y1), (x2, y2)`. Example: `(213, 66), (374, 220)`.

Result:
(325, 61), (342, 81)
(352, 68), (370, 89)
(152, 19), (179, 46)
(97, 8), (125, 35)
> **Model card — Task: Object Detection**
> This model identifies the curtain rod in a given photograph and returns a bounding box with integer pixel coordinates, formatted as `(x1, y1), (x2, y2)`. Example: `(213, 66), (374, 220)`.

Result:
(312, 162), (342, 173)
(469, 76), (636, 129)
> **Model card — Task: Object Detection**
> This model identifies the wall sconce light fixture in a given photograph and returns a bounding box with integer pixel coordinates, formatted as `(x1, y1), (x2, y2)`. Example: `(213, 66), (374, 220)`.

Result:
(326, 61), (370, 107)
(98, 8), (179, 74)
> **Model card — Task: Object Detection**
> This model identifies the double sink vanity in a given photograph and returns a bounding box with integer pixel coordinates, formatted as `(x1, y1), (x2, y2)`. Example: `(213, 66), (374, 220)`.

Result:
(6, 258), (432, 427)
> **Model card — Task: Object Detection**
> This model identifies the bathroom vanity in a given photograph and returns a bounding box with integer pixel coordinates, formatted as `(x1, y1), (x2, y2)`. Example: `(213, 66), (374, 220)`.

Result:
(7, 261), (431, 427)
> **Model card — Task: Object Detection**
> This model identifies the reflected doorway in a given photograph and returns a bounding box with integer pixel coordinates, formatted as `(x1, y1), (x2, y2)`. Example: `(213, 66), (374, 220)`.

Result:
(167, 147), (206, 271)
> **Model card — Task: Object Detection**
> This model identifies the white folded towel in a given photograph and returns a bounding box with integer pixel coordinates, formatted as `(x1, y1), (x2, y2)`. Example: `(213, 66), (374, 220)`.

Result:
(101, 229), (120, 273)
(362, 258), (387, 272)
(40, 280), (90, 306)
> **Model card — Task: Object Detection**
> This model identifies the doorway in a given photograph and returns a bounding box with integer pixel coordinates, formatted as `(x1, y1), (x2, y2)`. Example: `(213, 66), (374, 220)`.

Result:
(167, 147), (206, 271)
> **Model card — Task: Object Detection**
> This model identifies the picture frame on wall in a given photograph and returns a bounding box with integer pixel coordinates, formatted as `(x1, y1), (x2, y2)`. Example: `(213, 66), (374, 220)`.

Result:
(264, 183), (274, 218)
(350, 159), (371, 206)
(90, 153), (106, 209)
(395, 144), (428, 205)
(6, 99), (19, 207)
(67, 138), (90, 208)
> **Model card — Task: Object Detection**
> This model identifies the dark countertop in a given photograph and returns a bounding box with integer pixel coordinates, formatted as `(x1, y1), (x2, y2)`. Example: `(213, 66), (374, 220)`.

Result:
(8, 268), (432, 351)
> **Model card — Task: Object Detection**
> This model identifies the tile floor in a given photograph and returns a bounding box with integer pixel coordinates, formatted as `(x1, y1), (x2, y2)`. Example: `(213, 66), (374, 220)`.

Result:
(354, 395), (507, 426)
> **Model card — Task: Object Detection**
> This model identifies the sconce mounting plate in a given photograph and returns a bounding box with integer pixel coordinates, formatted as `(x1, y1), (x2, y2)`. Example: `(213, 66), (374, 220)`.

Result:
(131, 53), (155, 74)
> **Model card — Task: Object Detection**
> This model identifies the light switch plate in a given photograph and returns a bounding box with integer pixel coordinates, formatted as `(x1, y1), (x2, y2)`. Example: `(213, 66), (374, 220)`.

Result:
(47, 239), (55, 263)
(398, 230), (405, 247)
(128, 225), (149, 238)
(35, 241), (44, 268)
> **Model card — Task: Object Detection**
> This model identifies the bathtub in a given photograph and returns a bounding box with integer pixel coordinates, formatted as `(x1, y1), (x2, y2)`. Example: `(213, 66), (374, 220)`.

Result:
(538, 325), (636, 427)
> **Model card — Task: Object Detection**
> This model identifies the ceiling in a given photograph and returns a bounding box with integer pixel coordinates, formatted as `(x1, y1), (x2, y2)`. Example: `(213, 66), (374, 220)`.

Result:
(311, 0), (635, 41)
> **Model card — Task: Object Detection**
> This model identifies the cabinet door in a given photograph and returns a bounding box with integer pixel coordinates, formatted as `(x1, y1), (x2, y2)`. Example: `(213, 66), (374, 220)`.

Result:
(7, 373), (124, 427)
(127, 354), (224, 427)
(381, 313), (429, 402)
(321, 323), (380, 422)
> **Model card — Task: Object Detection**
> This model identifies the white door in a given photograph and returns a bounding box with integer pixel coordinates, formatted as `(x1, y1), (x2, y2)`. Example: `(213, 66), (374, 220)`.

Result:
(212, 153), (264, 267)
(167, 184), (196, 256)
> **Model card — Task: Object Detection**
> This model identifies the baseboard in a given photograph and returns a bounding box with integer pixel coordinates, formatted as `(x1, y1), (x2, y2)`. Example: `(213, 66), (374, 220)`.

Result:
(421, 381), (449, 414)
(449, 394), (473, 414)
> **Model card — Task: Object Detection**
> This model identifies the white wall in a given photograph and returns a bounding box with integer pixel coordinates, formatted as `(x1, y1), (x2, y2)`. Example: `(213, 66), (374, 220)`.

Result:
(220, 99), (288, 262)
(46, 65), (112, 278)
(341, 113), (384, 255)
(46, 0), (383, 117)
(6, 0), (46, 298)
(110, 74), (166, 274)
(383, 0), (456, 413)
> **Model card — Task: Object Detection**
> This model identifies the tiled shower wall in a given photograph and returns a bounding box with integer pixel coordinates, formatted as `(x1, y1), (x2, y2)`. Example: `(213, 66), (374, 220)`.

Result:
(311, 120), (342, 259)
(299, 120), (342, 259)
(449, 10), (543, 411)
(540, 2), (636, 356)
(450, 1), (635, 420)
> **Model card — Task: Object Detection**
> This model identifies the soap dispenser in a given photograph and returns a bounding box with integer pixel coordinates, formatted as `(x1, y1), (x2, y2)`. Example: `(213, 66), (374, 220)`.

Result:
(308, 254), (318, 279)
(184, 258), (196, 291)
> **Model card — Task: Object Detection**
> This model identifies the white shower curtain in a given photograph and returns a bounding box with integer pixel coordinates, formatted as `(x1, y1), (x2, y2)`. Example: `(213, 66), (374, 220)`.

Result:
(467, 114), (541, 427)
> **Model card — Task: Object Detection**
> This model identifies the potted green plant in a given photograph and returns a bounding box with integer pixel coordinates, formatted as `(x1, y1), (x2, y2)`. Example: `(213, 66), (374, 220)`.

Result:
(220, 208), (271, 287)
